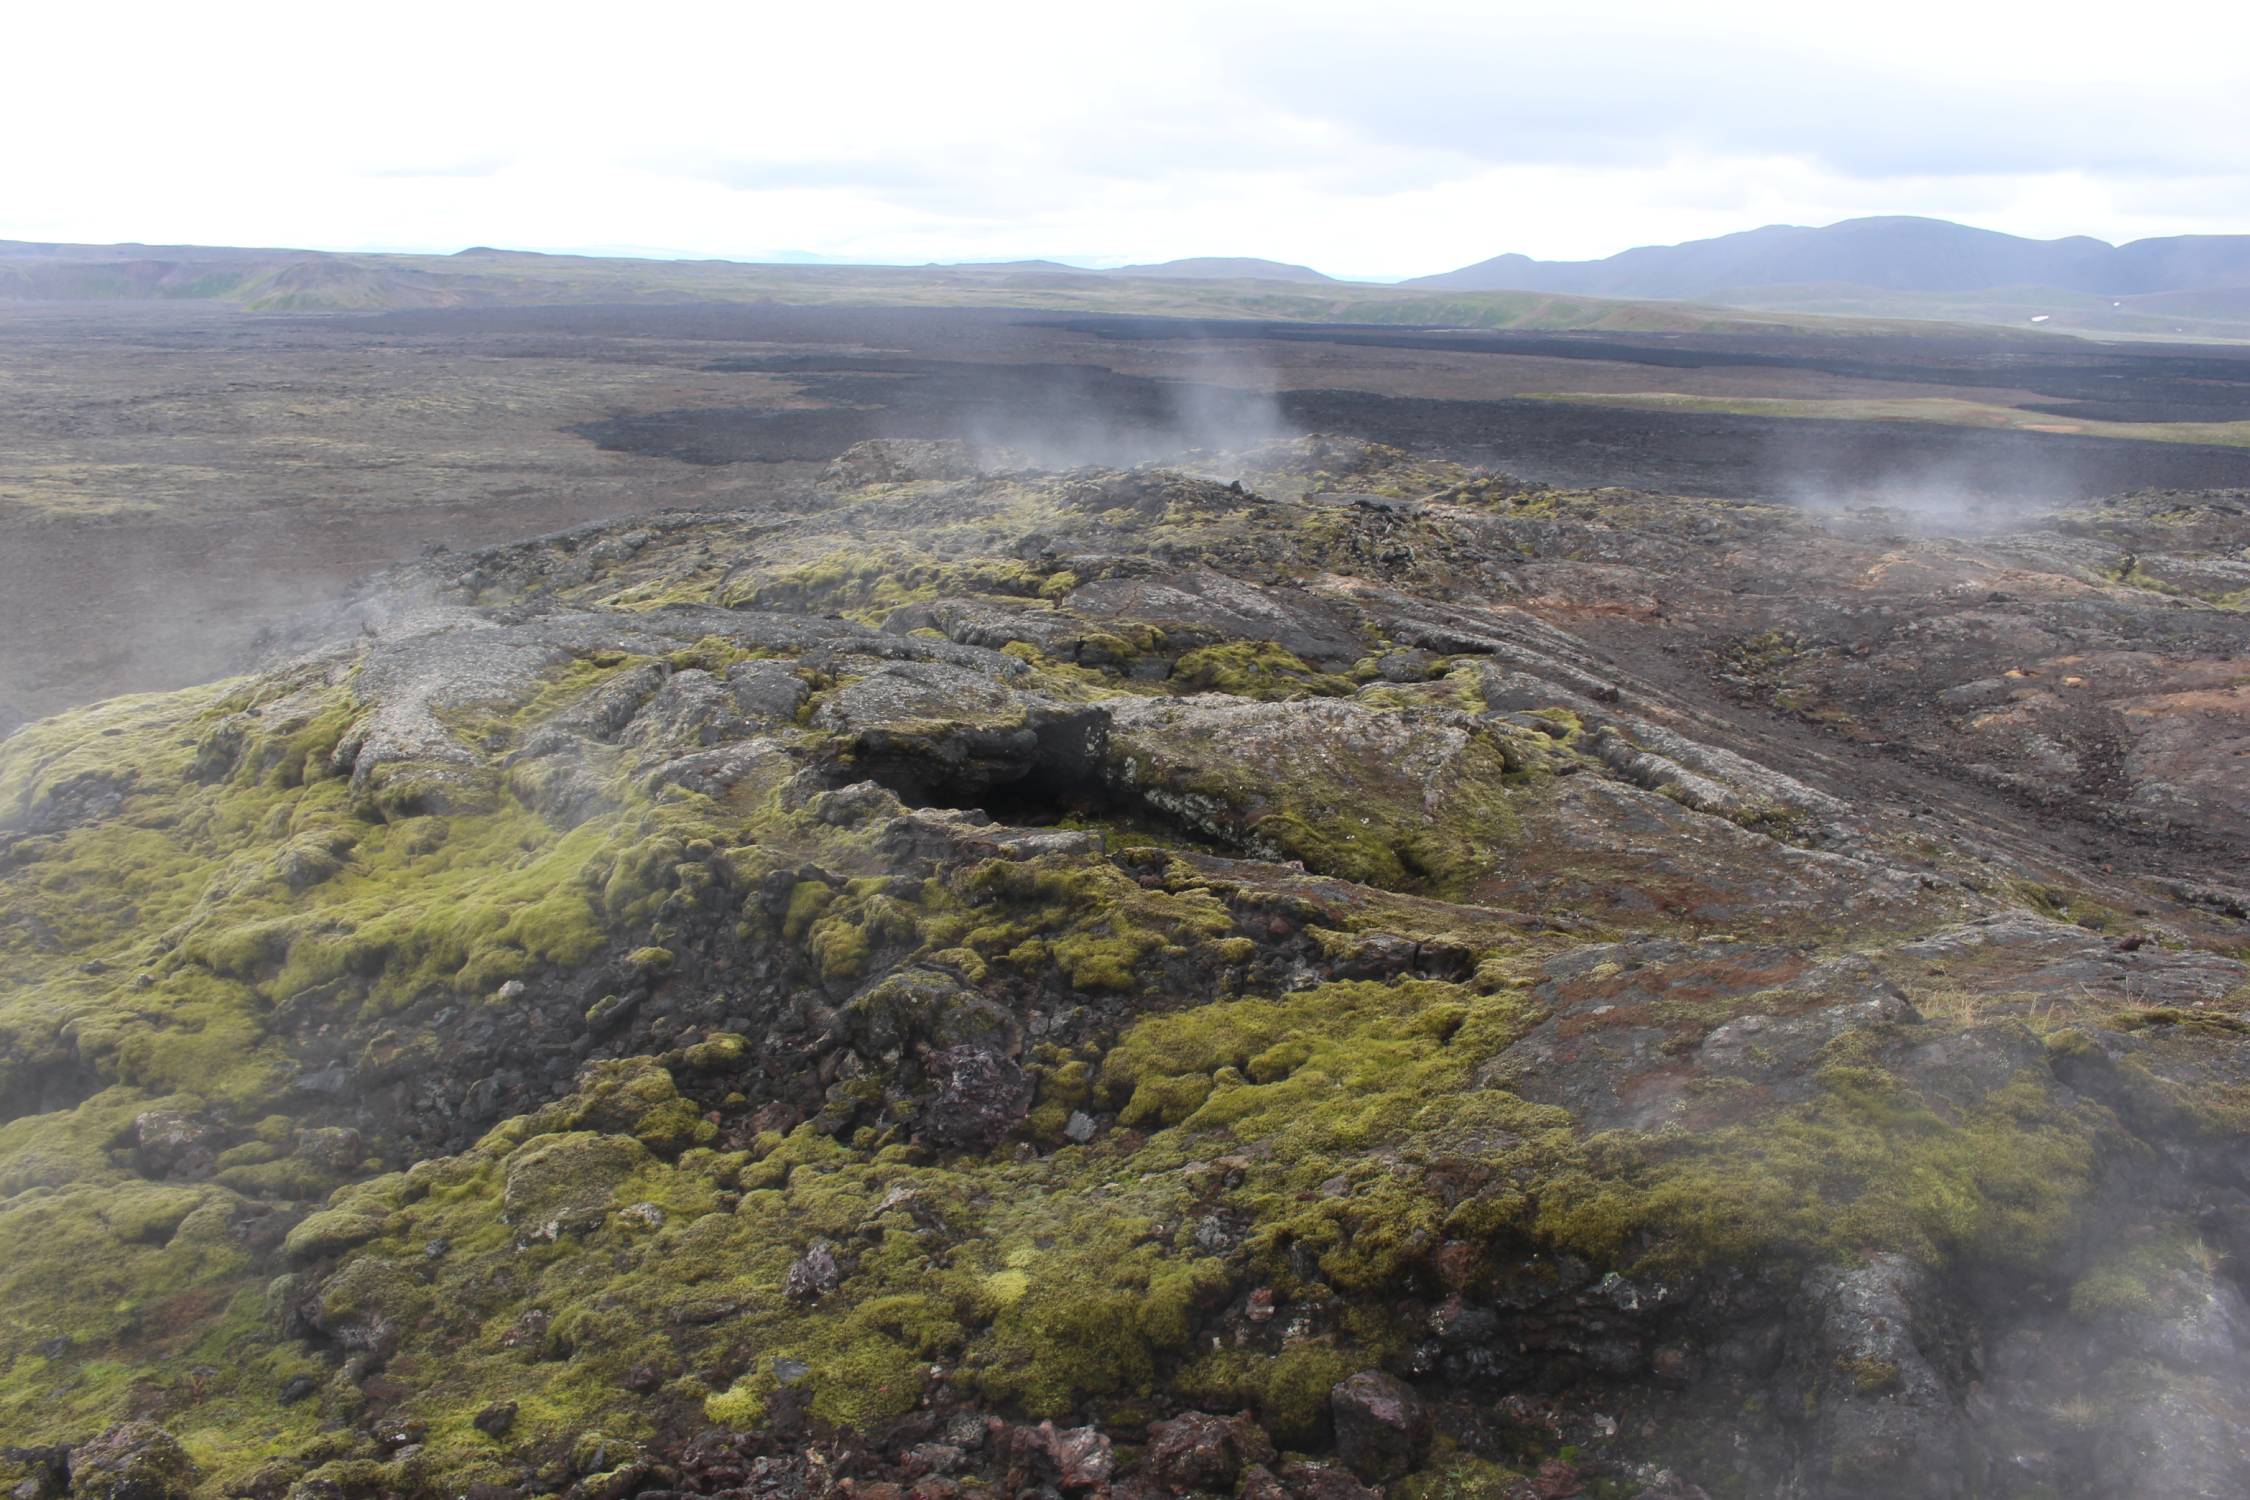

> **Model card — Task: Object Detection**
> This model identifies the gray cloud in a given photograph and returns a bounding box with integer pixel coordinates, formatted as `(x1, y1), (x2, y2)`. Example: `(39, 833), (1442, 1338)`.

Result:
(1221, 28), (2249, 182)
(4, 2), (2244, 273)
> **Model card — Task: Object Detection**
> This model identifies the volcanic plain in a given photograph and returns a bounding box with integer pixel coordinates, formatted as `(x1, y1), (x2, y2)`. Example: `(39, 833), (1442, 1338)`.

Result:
(7, 299), (2250, 729)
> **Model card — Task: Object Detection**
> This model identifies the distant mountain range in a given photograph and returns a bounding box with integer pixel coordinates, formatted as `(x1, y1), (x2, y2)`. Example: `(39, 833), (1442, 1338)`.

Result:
(1070, 224), (2250, 337)
(1409, 216), (2250, 300)
(0, 237), (1846, 336)
(988, 221), (2250, 324)
(10, 220), (2250, 338)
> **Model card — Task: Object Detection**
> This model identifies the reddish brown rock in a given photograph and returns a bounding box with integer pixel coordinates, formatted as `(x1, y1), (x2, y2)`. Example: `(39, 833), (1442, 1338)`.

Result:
(1239, 1465), (1292, 1500)
(1014, 1422), (1115, 1494)
(1144, 1410), (1276, 1494)
(1329, 1371), (1432, 1482)
(1534, 1458), (1586, 1498)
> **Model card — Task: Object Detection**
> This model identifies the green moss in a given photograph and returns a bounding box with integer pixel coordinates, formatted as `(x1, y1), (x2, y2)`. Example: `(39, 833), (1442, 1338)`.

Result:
(500, 1131), (655, 1237)
(2067, 1231), (2215, 1321)
(2004, 878), (2132, 933)
(1395, 1450), (1531, 1500)
(1719, 629), (1805, 689)
(801, 885), (925, 984)
(957, 856), (1234, 994)
(1211, 936), (1257, 965)
(683, 1032), (749, 1070)
(704, 1380), (768, 1428)
(974, 1233), (1230, 1415)
(801, 913), (869, 982)
(1097, 980), (1549, 1290)
(281, 1209), (386, 1263)
(782, 880), (836, 940)
(1533, 1065), (2108, 1272)
(2113, 1006), (2250, 1037)
(315, 1253), (430, 1332)
(1120, 1072), (1216, 1128)
(0, 649), (756, 1442)
(1837, 1356), (1903, 1394)
(725, 550), (1067, 623)
(1170, 642), (1355, 700)
(1176, 1342), (1353, 1447)
(807, 1337), (927, 1428)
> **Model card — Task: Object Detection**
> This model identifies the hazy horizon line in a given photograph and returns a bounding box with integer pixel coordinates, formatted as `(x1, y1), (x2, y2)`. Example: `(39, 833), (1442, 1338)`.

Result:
(7, 210), (2246, 290)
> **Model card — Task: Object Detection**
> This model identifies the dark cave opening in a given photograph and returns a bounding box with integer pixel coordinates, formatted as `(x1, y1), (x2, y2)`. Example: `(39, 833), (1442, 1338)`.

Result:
(973, 763), (1121, 827)
(857, 753), (1231, 856)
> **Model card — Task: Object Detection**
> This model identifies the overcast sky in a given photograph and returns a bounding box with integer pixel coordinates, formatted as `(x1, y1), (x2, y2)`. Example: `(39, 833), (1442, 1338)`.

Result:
(6, 0), (2246, 280)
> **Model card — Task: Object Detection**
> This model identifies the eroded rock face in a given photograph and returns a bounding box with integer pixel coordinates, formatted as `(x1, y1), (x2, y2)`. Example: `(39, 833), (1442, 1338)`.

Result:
(3, 439), (2248, 1499)
(1790, 1254), (1975, 1499)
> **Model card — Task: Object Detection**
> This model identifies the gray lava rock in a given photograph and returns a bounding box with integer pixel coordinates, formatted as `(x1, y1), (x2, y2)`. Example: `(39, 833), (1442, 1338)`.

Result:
(293, 1125), (364, 1174)
(5, 1445), (69, 1500)
(903, 1443), (965, 1478)
(130, 1110), (217, 1179)
(1376, 648), (1440, 682)
(14, 768), (133, 834)
(837, 967), (1018, 1059)
(820, 438), (987, 489)
(810, 659), (1080, 803)
(67, 1422), (196, 1500)
(784, 1239), (841, 1302)
(1065, 565), (1363, 664)
(1792, 1253), (1972, 1500)
(619, 668), (765, 749)
(726, 659), (811, 720)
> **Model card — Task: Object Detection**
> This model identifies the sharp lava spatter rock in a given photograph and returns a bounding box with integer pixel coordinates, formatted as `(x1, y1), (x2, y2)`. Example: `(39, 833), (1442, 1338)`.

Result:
(3, 437), (2248, 1499)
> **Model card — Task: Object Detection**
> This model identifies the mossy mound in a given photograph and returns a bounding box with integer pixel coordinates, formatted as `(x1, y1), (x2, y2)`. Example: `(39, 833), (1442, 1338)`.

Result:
(4, 439), (2248, 1499)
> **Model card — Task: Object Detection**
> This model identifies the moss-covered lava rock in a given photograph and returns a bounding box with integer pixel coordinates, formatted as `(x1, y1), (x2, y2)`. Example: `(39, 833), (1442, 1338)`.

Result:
(3, 438), (2248, 1499)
